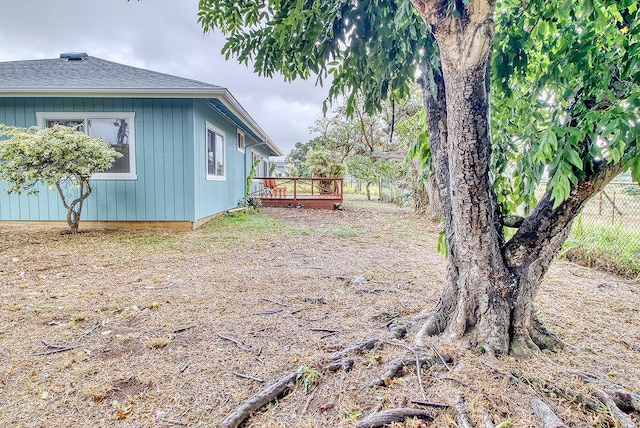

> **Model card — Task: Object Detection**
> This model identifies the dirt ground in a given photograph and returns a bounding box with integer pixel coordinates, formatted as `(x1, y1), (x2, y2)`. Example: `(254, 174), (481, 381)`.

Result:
(0, 196), (638, 427)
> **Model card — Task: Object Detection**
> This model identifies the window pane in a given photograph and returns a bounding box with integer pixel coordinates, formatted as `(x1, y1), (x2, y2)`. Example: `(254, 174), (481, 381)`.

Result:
(237, 131), (245, 151)
(46, 119), (85, 132)
(215, 133), (224, 176)
(207, 130), (216, 175)
(88, 118), (131, 173)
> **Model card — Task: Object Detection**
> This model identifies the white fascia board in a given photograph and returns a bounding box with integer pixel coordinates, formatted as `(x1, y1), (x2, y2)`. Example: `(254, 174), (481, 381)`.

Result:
(0, 87), (227, 98)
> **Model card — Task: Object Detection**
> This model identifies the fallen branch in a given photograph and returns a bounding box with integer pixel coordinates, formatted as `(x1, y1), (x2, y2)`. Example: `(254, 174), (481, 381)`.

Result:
(77, 325), (100, 341)
(172, 325), (196, 334)
(220, 369), (298, 428)
(261, 298), (287, 307)
(230, 371), (265, 383)
(593, 388), (637, 428)
(429, 344), (452, 371)
(308, 328), (339, 334)
(217, 334), (251, 351)
(252, 309), (283, 315)
(329, 338), (380, 361)
(484, 412), (495, 428)
(42, 339), (70, 349)
(410, 401), (450, 409)
(356, 288), (398, 294)
(531, 399), (568, 428)
(355, 408), (432, 428)
(455, 395), (473, 428)
(158, 418), (189, 426)
(29, 344), (79, 356)
(304, 313), (329, 322)
(29, 339), (80, 356)
(302, 296), (329, 305)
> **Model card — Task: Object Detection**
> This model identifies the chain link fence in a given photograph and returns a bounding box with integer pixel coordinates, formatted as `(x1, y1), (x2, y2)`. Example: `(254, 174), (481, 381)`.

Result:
(368, 176), (640, 236)
(577, 182), (640, 232)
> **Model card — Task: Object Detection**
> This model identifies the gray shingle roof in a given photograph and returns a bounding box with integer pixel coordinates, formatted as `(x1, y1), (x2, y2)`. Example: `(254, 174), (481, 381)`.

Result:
(0, 55), (223, 91)
(0, 54), (282, 156)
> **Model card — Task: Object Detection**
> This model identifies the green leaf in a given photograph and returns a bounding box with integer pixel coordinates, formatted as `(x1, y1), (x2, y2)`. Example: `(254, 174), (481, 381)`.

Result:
(564, 148), (584, 170)
(631, 155), (640, 182)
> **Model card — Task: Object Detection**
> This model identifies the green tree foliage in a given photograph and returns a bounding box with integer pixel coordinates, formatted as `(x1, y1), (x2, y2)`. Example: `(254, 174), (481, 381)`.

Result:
(492, 0), (640, 214)
(285, 138), (325, 177)
(197, 0), (427, 114)
(199, 0), (638, 210)
(305, 149), (346, 178)
(0, 125), (121, 233)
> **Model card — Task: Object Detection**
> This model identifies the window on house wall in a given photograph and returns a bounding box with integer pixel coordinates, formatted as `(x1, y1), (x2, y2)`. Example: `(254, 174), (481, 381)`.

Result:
(237, 130), (245, 152)
(206, 122), (225, 180)
(251, 150), (261, 176)
(37, 112), (136, 180)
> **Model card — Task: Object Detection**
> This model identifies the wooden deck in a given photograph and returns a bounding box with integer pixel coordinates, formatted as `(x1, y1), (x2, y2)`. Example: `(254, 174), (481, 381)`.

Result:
(253, 177), (343, 209)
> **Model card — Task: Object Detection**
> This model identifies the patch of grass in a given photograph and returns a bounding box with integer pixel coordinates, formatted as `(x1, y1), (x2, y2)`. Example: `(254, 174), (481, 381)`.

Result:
(561, 217), (640, 279)
(318, 225), (367, 238)
(197, 210), (303, 244)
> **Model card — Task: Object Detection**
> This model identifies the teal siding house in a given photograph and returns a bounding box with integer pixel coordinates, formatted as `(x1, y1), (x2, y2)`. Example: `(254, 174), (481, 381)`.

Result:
(0, 53), (281, 230)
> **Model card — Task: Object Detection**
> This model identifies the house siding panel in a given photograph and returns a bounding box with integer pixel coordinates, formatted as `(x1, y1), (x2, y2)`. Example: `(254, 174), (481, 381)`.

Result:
(193, 100), (249, 220)
(0, 97), (195, 223)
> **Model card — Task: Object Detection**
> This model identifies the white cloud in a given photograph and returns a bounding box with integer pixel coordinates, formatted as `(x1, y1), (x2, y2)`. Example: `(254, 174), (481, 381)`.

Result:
(0, 0), (329, 154)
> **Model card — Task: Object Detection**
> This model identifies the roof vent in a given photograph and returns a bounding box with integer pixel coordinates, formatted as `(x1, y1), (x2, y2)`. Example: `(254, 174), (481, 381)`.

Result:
(60, 52), (88, 61)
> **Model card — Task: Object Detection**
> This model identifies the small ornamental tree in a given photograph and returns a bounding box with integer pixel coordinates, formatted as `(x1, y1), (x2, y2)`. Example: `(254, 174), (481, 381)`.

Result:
(0, 124), (121, 233)
(306, 148), (346, 194)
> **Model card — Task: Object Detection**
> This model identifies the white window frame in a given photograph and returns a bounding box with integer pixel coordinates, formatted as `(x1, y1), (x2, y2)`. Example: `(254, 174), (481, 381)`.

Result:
(36, 112), (137, 180)
(206, 122), (226, 181)
(237, 129), (246, 153)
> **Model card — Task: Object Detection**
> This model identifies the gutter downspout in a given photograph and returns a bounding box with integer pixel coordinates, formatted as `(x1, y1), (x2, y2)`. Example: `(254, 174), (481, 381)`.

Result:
(244, 140), (269, 181)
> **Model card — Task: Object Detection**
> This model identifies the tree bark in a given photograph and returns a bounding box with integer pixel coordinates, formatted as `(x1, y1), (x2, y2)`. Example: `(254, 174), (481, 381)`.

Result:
(410, 0), (628, 357)
(57, 180), (92, 234)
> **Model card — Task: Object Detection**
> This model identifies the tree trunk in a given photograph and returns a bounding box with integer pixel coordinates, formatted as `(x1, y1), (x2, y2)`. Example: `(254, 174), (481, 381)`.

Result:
(411, 0), (626, 357)
(57, 180), (92, 234)
(424, 174), (441, 221)
(416, 52), (518, 355)
(412, 0), (542, 356)
(366, 182), (371, 200)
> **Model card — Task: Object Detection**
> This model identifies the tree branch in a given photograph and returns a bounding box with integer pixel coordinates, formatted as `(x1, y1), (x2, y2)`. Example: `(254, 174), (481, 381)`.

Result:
(504, 160), (626, 270)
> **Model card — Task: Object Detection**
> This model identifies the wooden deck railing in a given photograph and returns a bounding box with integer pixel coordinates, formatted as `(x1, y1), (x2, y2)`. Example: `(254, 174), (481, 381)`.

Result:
(253, 177), (344, 209)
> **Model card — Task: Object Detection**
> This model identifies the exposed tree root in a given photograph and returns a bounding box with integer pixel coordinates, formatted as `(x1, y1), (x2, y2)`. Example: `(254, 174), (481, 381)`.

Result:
(415, 307), (565, 360)
(322, 357), (353, 372)
(454, 395), (473, 428)
(530, 317), (565, 352)
(220, 369), (298, 428)
(369, 353), (435, 388)
(414, 310), (447, 348)
(593, 388), (638, 428)
(504, 369), (600, 411)
(531, 399), (568, 428)
(328, 338), (380, 361)
(355, 408), (432, 428)
(568, 369), (640, 412)
(613, 389), (640, 413)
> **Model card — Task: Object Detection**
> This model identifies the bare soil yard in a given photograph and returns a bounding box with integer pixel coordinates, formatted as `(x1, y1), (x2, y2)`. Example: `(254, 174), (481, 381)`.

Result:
(0, 196), (639, 427)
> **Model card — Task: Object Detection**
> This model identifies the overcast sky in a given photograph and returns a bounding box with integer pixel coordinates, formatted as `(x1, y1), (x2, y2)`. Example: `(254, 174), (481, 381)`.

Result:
(0, 0), (329, 156)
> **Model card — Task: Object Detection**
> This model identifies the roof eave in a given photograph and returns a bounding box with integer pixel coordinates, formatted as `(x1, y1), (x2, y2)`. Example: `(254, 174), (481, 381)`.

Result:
(0, 87), (284, 157)
(217, 90), (283, 157)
